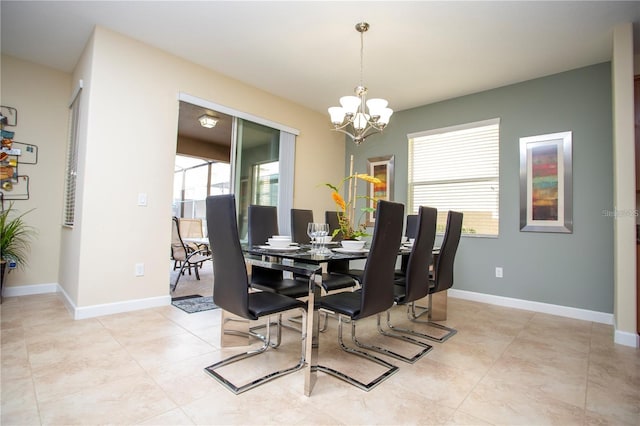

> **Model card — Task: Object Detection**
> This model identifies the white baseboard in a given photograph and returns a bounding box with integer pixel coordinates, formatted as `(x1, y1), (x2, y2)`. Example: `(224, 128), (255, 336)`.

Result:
(448, 289), (639, 348)
(3, 282), (170, 320)
(70, 294), (171, 320)
(2, 282), (59, 297)
(614, 329), (640, 348)
(448, 289), (614, 324)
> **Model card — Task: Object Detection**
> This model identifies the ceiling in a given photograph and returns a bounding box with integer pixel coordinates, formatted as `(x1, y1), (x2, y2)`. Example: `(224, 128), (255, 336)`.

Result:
(2, 1), (639, 145)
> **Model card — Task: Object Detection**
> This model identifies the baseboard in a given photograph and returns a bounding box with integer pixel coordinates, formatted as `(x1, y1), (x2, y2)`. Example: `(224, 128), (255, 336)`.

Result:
(448, 289), (614, 325)
(2, 282), (59, 297)
(614, 329), (640, 348)
(71, 295), (171, 320)
(3, 283), (171, 320)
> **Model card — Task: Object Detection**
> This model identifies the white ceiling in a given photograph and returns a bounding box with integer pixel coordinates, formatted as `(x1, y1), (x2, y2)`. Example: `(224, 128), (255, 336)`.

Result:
(2, 1), (639, 116)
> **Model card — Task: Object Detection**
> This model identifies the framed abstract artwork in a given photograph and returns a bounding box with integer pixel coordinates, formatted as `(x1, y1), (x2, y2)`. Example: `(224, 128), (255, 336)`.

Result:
(519, 131), (573, 233)
(366, 155), (394, 225)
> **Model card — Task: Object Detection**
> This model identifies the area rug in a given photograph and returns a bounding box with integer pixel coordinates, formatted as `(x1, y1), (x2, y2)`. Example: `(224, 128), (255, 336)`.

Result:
(171, 294), (218, 313)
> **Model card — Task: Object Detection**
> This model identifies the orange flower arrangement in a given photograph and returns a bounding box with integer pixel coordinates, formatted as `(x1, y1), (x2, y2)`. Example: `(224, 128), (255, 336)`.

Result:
(324, 172), (381, 240)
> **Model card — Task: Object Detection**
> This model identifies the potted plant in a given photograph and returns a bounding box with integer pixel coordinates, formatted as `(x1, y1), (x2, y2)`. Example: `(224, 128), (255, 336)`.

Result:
(323, 172), (381, 241)
(0, 203), (36, 302)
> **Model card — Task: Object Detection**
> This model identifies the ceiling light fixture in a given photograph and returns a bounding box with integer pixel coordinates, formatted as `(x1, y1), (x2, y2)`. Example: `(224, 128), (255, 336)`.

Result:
(198, 114), (218, 128)
(328, 22), (393, 145)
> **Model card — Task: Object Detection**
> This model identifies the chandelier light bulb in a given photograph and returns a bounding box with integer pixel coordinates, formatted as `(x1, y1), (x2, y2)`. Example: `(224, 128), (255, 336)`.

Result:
(328, 107), (346, 125)
(339, 96), (361, 116)
(366, 98), (388, 118)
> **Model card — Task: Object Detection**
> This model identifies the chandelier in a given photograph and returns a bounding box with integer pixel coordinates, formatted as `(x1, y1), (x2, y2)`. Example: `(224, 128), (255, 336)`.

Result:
(328, 22), (393, 145)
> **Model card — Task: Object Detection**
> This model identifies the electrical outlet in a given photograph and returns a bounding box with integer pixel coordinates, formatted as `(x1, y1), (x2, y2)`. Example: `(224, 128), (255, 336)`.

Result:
(495, 267), (503, 278)
(135, 263), (144, 276)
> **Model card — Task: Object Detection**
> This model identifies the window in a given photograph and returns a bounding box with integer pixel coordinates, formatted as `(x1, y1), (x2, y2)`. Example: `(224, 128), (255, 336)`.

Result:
(408, 118), (500, 236)
(252, 161), (279, 205)
(173, 155), (231, 219)
(63, 80), (83, 227)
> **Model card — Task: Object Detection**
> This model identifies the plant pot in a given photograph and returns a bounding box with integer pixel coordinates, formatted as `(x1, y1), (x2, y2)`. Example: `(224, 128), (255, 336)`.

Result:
(0, 260), (6, 304)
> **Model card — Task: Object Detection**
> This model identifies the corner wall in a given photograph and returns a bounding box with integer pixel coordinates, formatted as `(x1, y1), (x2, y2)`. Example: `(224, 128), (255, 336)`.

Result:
(61, 26), (344, 309)
(0, 55), (70, 290)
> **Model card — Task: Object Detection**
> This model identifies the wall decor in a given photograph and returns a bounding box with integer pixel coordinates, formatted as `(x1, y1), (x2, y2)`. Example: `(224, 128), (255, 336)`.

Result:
(519, 131), (572, 233)
(0, 106), (34, 201)
(366, 155), (394, 225)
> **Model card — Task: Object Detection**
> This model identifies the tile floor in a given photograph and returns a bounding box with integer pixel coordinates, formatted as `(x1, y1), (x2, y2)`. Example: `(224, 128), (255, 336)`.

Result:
(1, 266), (639, 425)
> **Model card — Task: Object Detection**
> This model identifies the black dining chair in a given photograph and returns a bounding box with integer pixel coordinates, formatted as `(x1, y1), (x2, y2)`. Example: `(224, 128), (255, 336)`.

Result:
(247, 204), (279, 247)
(395, 214), (420, 278)
(405, 214), (419, 240)
(203, 194), (307, 394)
(318, 200), (410, 391)
(291, 208), (313, 244)
(247, 205), (309, 298)
(289, 208), (356, 294)
(325, 210), (344, 242)
(405, 210), (463, 342)
(379, 206), (439, 346)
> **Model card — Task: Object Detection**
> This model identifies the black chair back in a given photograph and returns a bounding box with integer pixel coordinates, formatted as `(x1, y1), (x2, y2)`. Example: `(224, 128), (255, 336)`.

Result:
(357, 200), (404, 319)
(206, 194), (251, 319)
(405, 214), (418, 239)
(291, 209), (313, 244)
(432, 210), (463, 293)
(248, 205), (279, 246)
(325, 211), (344, 241)
(403, 207), (437, 302)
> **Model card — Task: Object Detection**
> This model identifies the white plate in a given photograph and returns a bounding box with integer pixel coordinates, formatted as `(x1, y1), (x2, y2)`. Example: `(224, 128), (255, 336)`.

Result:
(257, 245), (300, 251)
(332, 247), (370, 254)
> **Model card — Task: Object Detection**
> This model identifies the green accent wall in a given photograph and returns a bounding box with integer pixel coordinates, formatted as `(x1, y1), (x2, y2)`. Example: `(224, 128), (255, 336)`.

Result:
(347, 62), (614, 313)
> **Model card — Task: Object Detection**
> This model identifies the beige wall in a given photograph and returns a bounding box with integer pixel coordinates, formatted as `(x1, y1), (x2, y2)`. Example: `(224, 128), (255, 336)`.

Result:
(60, 26), (344, 308)
(612, 23), (637, 339)
(0, 55), (70, 289)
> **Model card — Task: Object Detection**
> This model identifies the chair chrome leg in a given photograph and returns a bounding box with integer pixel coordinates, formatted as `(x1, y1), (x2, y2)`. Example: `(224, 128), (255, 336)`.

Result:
(205, 309), (306, 394)
(317, 316), (399, 391)
(406, 296), (457, 343)
(345, 313), (432, 364)
(378, 310), (441, 347)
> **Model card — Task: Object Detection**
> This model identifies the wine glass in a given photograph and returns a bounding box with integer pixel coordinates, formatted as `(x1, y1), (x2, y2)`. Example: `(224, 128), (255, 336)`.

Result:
(307, 222), (317, 253)
(316, 223), (330, 255)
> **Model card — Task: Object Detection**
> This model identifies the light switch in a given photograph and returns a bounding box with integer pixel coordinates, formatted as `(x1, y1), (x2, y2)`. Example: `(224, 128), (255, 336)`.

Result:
(135, 263), (144, 276)
(137, 192), (148, 206)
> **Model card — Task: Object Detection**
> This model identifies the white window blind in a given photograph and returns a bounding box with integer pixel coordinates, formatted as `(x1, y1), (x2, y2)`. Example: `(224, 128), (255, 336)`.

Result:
(408, 118), (500, 236)
(63, 81), (82, 227)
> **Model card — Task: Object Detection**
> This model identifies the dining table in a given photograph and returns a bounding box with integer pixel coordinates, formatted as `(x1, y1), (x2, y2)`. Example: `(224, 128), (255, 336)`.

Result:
(242, 241), (419, 396)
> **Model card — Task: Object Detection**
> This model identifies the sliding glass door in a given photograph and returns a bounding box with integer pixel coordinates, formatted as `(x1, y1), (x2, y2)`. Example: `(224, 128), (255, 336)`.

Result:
(234, 118), (280, 240)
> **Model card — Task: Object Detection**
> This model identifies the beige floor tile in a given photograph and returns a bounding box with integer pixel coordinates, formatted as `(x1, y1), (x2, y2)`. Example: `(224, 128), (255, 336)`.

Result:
(0, 376), (41, 425)
(585, 376), (640, 425)
(486, 352), (587, 408)
(31, 347), (147, 403)
(145, 351), (230, 406)
(3, 291), (639, 426)
(119, 331), (216, 371)
(459, 377), (585, 425)
(445, 410), (494, 425)
(37, 373), (176, 425)
(27, 327), (125, 370)
(137, 407), (197, 425)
